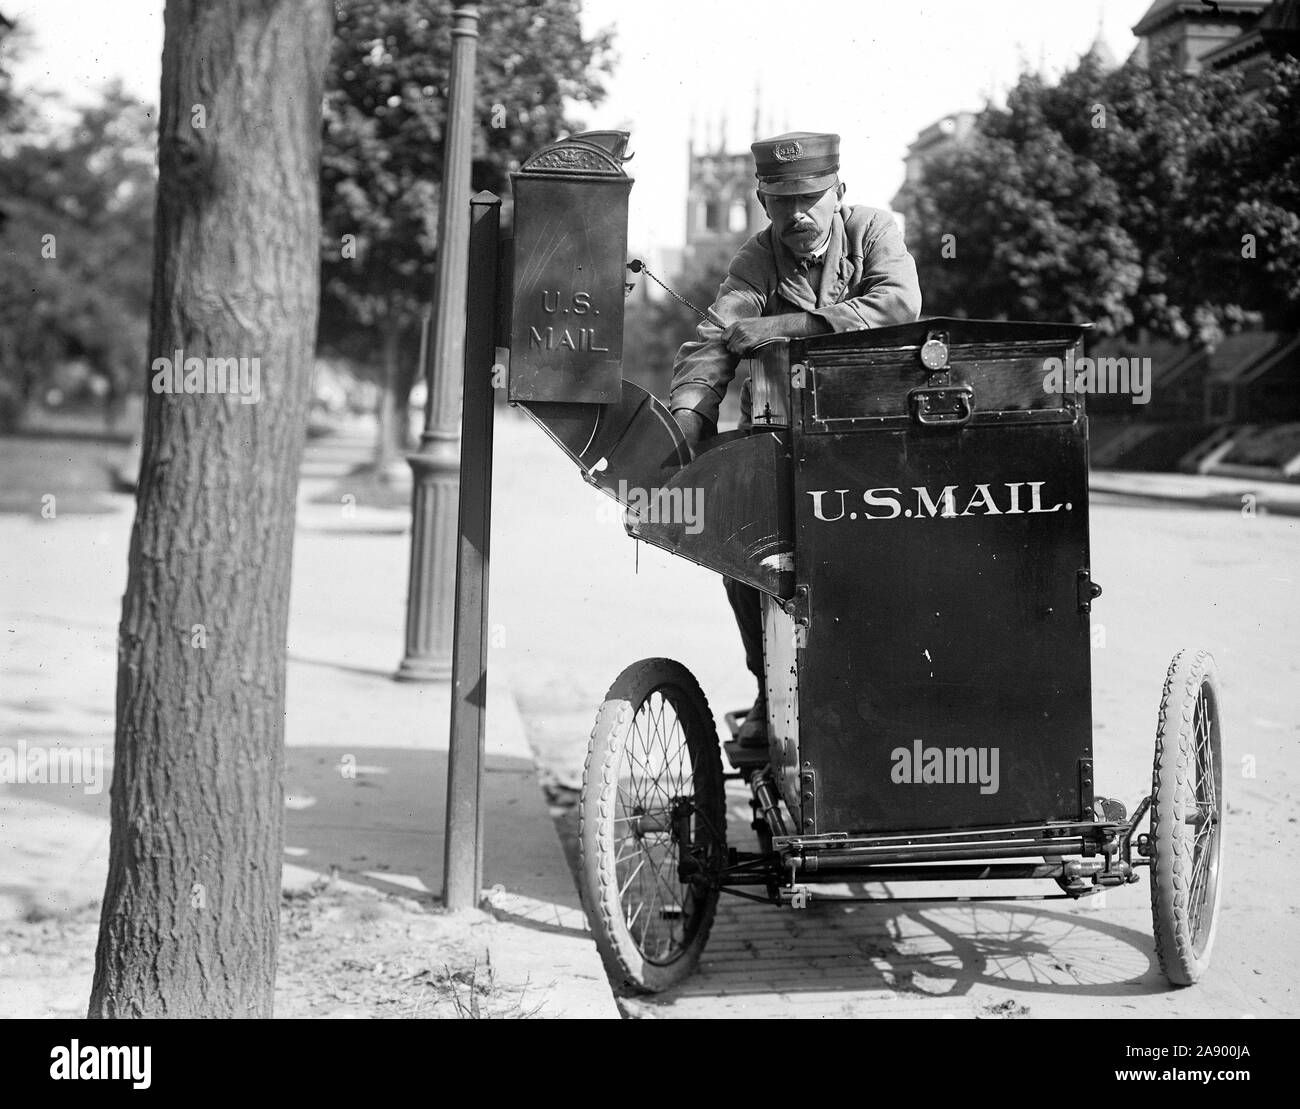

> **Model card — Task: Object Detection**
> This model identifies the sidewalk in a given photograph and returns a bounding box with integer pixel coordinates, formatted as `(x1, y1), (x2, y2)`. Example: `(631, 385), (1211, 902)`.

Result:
(1090, 469), (1300, 516)
(0, 427), (618, 1019)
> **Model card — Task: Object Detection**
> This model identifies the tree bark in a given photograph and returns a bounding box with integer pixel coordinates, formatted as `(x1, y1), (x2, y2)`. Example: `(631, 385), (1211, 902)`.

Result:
(89, 0), (332, 1018)
(371, 321), (404, 469)
(394, 320), (421, 453)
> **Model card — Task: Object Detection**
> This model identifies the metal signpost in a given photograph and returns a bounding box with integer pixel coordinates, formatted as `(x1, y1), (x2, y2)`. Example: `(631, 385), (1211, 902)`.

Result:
(439, 129), (636, 907)
(442, 192), (501, 910)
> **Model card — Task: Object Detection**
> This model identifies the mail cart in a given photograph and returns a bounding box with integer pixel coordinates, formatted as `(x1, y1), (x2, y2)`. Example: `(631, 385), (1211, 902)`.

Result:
(506, 133), (1223, 996)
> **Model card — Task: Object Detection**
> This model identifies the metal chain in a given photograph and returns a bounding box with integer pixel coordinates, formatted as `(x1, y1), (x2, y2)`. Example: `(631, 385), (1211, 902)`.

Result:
(627, 259), (716, 324)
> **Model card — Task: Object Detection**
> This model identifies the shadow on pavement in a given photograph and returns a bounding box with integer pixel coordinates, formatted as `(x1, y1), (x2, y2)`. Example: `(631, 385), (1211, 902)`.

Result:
(0, 747), (570, 918)
(284, 747), (569, 909)
(621, 793), (1166, 1013)
(632, 893), (1163, 1012)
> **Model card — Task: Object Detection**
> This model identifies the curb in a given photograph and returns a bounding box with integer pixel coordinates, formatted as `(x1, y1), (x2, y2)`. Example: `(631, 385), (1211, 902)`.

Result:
(482, 680), (622, 1019)
(1089, 473), (1300, 517)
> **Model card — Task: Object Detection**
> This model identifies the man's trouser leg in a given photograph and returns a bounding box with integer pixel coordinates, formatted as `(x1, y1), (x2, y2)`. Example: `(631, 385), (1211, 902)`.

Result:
(724, 577), (767, 744)
(724, 575), (765, 686)
(725, 395), (763, 684)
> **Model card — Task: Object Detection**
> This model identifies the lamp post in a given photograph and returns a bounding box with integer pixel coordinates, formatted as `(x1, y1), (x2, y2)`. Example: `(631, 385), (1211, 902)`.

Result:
(396, 5), (479, 682)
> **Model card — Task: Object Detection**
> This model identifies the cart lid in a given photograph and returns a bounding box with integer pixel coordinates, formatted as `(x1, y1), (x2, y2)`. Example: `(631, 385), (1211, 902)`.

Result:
(801, 317), (1091, 355)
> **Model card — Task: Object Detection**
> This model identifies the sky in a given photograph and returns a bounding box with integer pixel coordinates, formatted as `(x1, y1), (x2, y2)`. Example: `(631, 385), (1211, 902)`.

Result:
(9, 0), (1155, 251)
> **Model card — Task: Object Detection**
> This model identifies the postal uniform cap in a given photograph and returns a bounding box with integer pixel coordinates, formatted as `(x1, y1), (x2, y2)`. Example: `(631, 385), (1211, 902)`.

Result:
(751, 131), (840, 196)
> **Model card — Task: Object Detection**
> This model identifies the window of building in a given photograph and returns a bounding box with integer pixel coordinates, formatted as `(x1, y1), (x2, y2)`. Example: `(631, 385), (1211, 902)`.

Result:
(729, 198), (748, 233)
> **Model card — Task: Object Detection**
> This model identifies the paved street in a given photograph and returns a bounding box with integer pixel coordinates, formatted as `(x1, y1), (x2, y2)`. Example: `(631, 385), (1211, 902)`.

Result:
(489, 404), (1300, 1018)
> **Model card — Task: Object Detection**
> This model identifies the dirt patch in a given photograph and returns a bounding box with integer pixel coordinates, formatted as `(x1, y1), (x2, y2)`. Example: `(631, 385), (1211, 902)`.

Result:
(0, 880), (543, 1019)
(0, 906), (101, 1017)
(978, 997), (1032, 1019)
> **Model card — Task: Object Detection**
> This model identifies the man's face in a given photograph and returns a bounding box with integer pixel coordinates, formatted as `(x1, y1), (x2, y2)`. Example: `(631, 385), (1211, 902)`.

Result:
(761, 183), (843, 255)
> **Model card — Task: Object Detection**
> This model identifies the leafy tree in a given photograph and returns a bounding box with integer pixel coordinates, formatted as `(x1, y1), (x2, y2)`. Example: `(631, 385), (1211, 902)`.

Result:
(900, 52), (1300, 344)
(320, 0), (613, 466)
(0, 9), (28, 138)
(1178, 56), (1300, 335)
(0, 81), (154, 428)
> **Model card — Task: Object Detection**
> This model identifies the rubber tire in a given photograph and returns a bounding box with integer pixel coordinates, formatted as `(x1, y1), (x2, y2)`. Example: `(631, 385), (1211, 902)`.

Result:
(579, 658), (726, 993)
(1150, 649), (1224, 987)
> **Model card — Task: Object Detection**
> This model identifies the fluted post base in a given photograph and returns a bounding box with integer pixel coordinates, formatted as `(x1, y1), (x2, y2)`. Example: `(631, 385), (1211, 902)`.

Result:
(395, 444), (460, 681)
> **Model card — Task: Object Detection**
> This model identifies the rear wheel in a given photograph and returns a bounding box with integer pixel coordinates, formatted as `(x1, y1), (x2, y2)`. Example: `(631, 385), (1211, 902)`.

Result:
(1150, 649), (1224, 986)
(579, 658), (727, 992)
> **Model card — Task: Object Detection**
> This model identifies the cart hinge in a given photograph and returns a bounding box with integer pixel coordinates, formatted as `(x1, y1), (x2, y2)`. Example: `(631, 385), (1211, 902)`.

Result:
(1076, 568), (1103, 613)
(782, 584), (810, 627)
(798, 766), (816, 834)
(1078, 758), (1096, 825)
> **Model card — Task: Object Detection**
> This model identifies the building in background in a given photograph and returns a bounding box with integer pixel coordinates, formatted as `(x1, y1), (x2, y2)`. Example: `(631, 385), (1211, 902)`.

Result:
(1130, 0), (1299, 80)
(890, 111), (976, 217)
(683, 115), (767, 271)
(629, 106), (778, 304)
(1198, 0), (1300, 87)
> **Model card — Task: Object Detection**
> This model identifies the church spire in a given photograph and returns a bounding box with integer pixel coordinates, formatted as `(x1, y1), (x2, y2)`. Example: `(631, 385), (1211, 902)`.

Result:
(1085, 1), (1117, 69)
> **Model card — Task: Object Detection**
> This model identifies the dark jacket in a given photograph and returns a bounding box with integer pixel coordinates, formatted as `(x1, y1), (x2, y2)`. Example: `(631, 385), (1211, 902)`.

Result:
(669, 204), (922, 427)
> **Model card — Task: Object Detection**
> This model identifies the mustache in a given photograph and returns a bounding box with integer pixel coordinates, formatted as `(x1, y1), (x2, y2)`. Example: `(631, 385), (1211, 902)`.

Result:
(785, 219), (817, 234)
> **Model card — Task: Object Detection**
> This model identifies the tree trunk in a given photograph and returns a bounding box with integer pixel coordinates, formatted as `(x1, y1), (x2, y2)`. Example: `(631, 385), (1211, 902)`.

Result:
(371, 323), (402, 470)
(89, 0), (332, 1018)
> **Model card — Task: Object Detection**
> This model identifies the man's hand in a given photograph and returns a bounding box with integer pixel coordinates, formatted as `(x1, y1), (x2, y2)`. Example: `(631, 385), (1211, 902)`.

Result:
(719, 316), (780, 355)
(673, 409), (714, 449)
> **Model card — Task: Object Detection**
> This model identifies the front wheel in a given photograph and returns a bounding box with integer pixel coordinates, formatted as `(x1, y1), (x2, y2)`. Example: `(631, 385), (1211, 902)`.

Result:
(579, 658), (727, 993)
(1150, 649), (1224, 986)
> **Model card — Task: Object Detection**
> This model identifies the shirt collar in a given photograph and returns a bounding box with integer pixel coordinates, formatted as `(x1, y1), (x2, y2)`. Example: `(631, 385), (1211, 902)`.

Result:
(795, 229), (832, 268)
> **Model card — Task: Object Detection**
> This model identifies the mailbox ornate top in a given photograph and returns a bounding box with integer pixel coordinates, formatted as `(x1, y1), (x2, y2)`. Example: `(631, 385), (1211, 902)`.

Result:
(519, 130), (633, 178)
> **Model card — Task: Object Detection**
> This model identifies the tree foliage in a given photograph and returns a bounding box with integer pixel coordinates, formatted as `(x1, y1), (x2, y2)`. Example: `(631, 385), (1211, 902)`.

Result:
(899, 53), (1300, 344)
(0, 11), (29, 138)
(318, 0), (613, 452)
(0, 76), (155, 425)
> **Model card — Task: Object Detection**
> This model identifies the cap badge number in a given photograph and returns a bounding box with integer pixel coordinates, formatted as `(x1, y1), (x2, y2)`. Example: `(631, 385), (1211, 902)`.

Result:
(773, 141), (803, 163)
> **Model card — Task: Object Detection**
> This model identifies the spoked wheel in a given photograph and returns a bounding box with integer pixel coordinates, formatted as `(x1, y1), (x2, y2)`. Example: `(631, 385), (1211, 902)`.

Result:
(579, 658), (727, 992)
(1150, 649), (1224, 986)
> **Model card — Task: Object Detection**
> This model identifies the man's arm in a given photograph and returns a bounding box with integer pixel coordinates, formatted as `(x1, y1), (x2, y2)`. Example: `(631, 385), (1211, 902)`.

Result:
(668, 244), (770, 430)
(717, 311), (829, 353)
